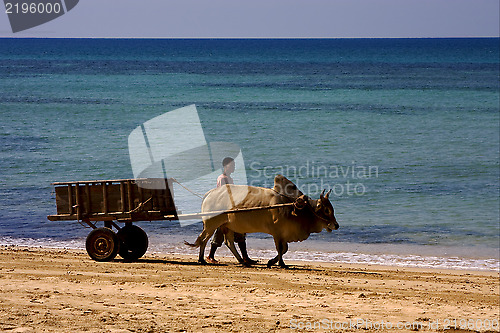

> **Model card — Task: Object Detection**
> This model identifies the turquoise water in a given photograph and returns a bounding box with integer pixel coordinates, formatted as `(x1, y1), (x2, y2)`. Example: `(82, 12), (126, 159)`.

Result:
(0, 38), (498, 270)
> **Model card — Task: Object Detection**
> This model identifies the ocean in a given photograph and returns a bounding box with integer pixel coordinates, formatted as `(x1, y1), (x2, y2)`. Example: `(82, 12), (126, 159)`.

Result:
(0, 38), (498, 270)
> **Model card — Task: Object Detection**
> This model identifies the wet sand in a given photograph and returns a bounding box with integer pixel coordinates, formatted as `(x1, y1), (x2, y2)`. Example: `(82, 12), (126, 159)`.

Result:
(0, 246), (498, 332)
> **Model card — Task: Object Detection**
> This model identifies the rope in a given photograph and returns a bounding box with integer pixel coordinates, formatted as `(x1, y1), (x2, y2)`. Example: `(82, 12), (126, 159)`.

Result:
(170, 178), (205, 199)
(167, 180), (331, 222)
(128, 196), (153, 213)
(271, 188), (330, 222)
(311, 208), (331, 222)
(271, 188), (297, 201)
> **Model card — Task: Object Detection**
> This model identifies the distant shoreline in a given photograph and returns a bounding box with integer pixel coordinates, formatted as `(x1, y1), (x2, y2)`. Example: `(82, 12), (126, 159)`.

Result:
(2, 240), (498, 271)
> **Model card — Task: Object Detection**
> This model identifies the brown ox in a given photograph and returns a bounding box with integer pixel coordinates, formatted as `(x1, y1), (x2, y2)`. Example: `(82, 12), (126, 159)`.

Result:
(186, 175), (339, 267)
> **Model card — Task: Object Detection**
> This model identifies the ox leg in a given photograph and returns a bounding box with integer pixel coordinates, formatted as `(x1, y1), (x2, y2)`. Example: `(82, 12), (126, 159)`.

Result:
(267, 238), (287, 268)
(198, 244), (207, 264)
(267, 255), (279, 268)
(278, 242), (289, 268)
(223, 229), (245, 265)
(197, 216), (226, 264)
(197, 231), (212, 264)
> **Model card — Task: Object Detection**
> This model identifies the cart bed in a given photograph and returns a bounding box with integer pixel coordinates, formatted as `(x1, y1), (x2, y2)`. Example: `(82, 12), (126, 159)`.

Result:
(47, 178), (177, 223)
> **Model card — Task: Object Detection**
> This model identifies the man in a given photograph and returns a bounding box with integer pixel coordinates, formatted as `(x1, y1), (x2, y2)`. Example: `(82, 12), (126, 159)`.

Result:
(206, 157), (257, 265)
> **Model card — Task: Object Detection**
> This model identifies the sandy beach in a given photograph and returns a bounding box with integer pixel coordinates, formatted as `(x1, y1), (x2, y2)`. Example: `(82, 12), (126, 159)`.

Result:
(0, 246), (498, 333)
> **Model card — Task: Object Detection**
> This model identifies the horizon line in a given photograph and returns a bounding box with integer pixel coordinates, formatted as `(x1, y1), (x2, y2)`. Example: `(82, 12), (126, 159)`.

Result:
(1, 36), (499, 40)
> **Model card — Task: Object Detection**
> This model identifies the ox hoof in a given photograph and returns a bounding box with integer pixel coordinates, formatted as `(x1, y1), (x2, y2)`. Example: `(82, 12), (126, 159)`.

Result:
(238, 260), (252, 267)
(267, 259), (289, 269)
(198, 259), (208, 265)
(278, 259), (289, 269)
(244, 258), (259, 265)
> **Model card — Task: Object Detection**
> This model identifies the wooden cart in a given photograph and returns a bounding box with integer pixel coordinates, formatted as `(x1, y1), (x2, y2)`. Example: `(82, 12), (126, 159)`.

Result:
(48, 178), (297, 262)
(47, 178), (178, 262)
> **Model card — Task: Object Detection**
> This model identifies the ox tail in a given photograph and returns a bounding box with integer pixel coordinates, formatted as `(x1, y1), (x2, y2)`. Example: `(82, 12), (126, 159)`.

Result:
(183, 237), (201, 248)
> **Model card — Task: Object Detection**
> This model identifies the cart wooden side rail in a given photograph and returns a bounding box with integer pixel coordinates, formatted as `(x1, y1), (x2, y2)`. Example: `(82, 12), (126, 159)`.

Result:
(47, 178), (177, 223)
(48, 178), (295, 262)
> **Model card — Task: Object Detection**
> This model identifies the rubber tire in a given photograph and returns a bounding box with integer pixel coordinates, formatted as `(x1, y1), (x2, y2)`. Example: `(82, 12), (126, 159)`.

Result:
(117, 225), (148, 261)
(86, 227), (120, 262)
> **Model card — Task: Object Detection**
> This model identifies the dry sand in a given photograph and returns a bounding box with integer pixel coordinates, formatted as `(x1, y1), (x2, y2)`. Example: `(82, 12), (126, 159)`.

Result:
(0, 246), (498, 333)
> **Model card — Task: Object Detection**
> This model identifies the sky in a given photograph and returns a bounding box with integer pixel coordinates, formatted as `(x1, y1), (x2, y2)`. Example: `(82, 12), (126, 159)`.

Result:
(0, 0), (499, 38)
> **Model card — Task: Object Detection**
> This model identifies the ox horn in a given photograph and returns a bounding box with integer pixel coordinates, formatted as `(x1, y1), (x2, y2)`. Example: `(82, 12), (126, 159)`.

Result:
(320, 189), (325, 198)
(325, 189), (332, 199)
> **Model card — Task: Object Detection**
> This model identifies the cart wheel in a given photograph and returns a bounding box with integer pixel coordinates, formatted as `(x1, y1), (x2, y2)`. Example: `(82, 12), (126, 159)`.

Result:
(117, 225), (148, 261)
(86, 227), (120, 262)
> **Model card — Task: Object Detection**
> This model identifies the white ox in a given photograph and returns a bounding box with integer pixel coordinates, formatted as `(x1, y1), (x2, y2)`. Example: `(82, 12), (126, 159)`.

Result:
(186, 175), (339, 267)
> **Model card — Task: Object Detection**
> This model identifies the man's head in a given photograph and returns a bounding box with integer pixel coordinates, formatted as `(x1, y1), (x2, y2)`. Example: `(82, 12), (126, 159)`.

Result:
(222, 157), (235, 174)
